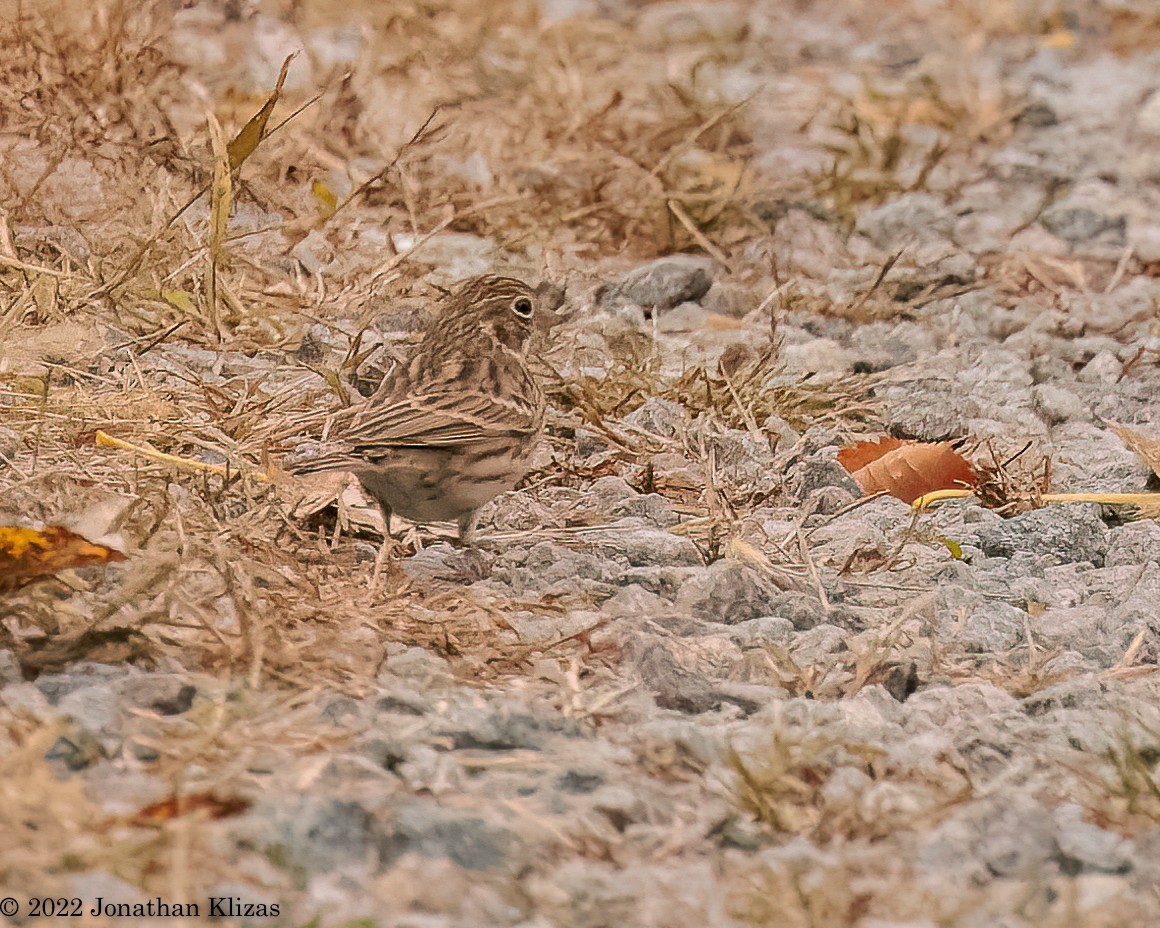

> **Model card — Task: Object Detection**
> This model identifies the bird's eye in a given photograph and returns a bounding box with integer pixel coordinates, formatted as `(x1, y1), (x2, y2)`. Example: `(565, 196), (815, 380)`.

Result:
(512, 297), (534, 318)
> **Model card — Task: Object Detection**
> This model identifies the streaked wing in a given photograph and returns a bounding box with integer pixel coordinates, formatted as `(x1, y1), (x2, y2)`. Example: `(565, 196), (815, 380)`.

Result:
(344, 389), (540, 455)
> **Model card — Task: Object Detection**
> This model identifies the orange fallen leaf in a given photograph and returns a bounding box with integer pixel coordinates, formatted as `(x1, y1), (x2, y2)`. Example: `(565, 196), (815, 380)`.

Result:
(131, 792), (250, 826)
(838, 438), (978, 505)
(836, 436), (908, 473)
(0, 525), (126, 592)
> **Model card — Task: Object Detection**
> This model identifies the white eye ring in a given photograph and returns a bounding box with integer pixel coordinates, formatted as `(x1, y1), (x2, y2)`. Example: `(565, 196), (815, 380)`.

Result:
(512, 296), (534, 318)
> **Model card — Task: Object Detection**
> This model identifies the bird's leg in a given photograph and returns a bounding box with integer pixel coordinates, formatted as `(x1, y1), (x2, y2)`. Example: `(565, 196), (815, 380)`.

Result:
(378, 502), (415, 556)
(456, 510), (479, 547)
(377, 502), (394, 542)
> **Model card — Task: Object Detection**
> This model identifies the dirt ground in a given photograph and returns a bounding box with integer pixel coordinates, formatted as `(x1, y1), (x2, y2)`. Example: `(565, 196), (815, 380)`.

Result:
(3, 1), (1160, 926)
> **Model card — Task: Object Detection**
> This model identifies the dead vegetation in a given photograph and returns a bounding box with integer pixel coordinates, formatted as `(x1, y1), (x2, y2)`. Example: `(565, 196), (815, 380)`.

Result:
(3, 0), (1159, 920)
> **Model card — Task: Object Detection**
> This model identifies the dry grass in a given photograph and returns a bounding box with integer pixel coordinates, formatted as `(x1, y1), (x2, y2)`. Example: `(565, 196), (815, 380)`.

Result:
(3, 0), (1156, 918)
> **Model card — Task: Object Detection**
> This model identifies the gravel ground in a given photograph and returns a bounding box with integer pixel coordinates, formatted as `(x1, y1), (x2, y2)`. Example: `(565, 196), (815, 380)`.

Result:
(3, 1), (1160, 926)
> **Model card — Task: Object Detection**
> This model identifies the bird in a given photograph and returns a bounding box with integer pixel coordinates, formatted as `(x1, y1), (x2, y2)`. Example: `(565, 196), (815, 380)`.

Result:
(287, 275), (548, 543)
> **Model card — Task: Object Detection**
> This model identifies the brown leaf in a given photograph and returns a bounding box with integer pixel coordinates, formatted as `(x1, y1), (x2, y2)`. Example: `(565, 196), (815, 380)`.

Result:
(836, 436), (908, 473)
(0, 525), (126, 592)
(131, 792), (251, 826)
(838, 439), (978, 504)
(1108, 421), (1160, 480)
(17, 627), (150, 678)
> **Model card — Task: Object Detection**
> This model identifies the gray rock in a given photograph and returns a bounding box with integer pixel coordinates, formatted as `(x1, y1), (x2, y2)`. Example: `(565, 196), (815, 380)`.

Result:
(611, 493), (680, 527)
(574, 427), (611, 458)
(854, 193), (955, 248)
(633, 640), (724, 715)
(587, 476), (638, 507)
(621, 397), (689, 438)
(1053, 803), (1134, 874)
(709, 429), (779, 491)
(435, 704), (578, 750)
(385, 801), (520, 871)
(614, 565), (699, 599)
(768, 590), (830, 631)
(1, 681), (53, 717)
(676, 562), (785, 624)
(57, 685), (122, 754)
(120, 675), (197, 715)
(1076, 350), (1122, 385)
(700, 281), (753, 318)
(1031, 604), (1109, 655)
(45, 730), (105, 771)
(873, 376), (971, 439)
(1039, 201), (1125, 245)
(887, 243), (976, 301)
(905, 682), (1022, 730)
(0, 649), (20, 686)
(655, 301), (712, 333)
(600, 255), (714, 310)
(1048, 421), (1150, 492)
(956, 601), (1027, 652)
(36, 663), (127, 703)
(782, 454), (862, 500)
(589, 783), (647, 830)
(727, 615), (796, 646)
(976, 505), (1108, 565)
(978, 797), (1059, 877)
(403, 544), (495, 583)
(788, 623), (845, 664)
(500, 541), (623, 590)
(381, 647), (455, 688)
(584, 520), (703, 567)
(266, 797), (390, 873)
(0, 426), (20, 462)
(1032, 383), (1091, 424)
(1106, 521), (1160, 568)
(556, 769), (604, 794)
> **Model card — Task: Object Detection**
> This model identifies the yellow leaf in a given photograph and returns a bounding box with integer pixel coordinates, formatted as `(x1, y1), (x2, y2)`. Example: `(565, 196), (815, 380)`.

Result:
(226, 54), (293, 170)
(1041, 29), (1074, 49)
(312, 179), (338, 218)
(161, 289), (196, 313)
(939, 537), (964, 560)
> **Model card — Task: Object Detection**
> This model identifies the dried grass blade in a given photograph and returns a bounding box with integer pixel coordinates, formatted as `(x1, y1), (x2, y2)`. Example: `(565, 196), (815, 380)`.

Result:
(667, 198), (733, 271)
(206, 111), (232, 332)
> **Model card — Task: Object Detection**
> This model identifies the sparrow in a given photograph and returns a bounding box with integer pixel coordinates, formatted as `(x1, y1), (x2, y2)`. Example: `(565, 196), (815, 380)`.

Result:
(288, 275), (548, 542)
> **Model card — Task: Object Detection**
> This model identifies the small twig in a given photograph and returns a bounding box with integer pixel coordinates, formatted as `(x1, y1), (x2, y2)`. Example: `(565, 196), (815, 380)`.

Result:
(328, 107), (446, 223)
(850, 248), (905, 314)
(1104, 244), (1135, 295)
(667, 198), (734, 271)
(796, 527), (831, 611)
(0, 254), (67, 277)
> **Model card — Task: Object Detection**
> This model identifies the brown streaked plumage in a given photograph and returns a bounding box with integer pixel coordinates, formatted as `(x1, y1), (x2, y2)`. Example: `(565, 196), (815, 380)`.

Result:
(288, 275), (546, 541)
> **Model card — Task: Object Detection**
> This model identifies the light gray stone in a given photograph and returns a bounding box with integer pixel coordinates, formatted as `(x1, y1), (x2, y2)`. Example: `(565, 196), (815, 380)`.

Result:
(600, 255), (714, 310)
(676, 562), (785, 624)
